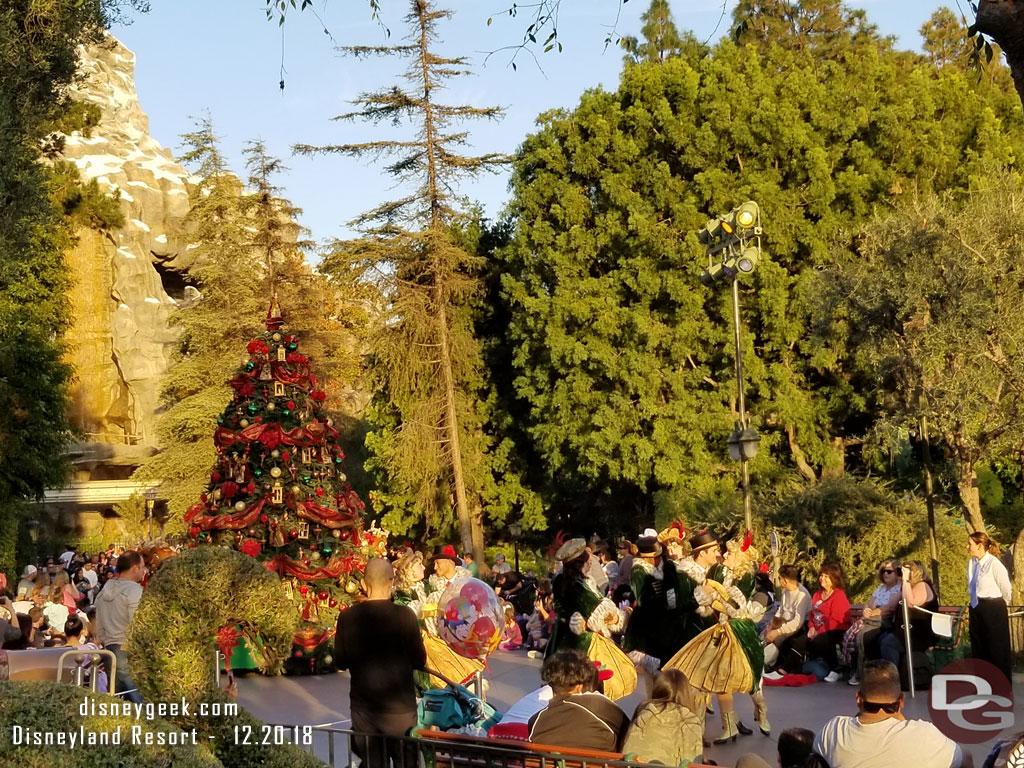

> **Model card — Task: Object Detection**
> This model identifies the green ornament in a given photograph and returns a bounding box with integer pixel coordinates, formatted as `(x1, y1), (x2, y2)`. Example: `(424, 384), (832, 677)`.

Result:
(217, 417), (224, 424)
(333, 456), (343, 464)
(302, 476), (312, 484)
(245, 362), (255, 372)
(322, 545), (332, 555)
(247, 404), (259, 415)
(281, 409), (291, 416)
(253, 468), (263, 478)
(287, 342), (298, 351)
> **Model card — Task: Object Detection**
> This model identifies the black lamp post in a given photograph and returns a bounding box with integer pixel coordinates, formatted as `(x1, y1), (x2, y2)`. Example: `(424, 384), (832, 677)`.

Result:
(509, 522), (523, 574)
(699, 201), (764, 533)
(144, 487), (158, 541)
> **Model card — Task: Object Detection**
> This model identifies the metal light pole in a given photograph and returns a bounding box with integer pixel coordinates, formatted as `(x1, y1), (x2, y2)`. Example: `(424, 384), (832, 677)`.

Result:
(509, 522), (522, 574)
(700, 202), (763, 534)
(144, 487), (158, 541)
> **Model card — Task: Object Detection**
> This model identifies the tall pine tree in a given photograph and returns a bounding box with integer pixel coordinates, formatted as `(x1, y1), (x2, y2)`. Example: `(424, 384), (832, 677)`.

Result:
(297, 0), (509, 561)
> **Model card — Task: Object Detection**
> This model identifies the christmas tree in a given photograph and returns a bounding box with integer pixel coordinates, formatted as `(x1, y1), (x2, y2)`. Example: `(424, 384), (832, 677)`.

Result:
(184, 297), (385, 674)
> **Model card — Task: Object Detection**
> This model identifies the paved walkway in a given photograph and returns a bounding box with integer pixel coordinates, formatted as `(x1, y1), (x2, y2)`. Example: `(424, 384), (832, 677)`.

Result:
(236, 649), (1023, 767)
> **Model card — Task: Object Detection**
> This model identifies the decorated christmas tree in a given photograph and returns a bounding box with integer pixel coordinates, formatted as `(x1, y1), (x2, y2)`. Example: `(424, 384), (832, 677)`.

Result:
(184, 297), (385, 674)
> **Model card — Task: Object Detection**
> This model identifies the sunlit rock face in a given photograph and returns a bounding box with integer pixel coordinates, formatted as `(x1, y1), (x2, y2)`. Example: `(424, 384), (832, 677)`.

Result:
(61, 34), (196, 452)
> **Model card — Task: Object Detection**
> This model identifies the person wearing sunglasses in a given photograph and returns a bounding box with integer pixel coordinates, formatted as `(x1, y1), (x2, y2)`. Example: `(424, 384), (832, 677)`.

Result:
(814, 660), (970, 768)
(840, 558), (903, 685)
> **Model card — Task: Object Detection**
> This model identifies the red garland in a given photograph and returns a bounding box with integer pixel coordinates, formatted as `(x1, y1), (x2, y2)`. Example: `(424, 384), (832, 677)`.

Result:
(296, 501), (361, 529)
(214, 421), (339, 450)
(247, 340), (269, 355)
(239, 539), (262, 558)
(263, 554), (359, 581)
(229, 374), (256, 396)
(271, 361), (312, 389)
(185, 498), (266, 531)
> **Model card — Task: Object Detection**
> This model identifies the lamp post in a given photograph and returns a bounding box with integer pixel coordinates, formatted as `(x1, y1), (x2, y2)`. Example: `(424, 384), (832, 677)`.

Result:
(144, 487), (158, 541)
(699, 202), (763, 533)
(26, 519), (40, 543)
(509, 522), (523, 574)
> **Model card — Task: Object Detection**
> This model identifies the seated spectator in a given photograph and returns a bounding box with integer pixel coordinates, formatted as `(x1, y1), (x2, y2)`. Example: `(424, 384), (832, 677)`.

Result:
(3, 613), (36, 650)
(814, 660), (971, 768)
(525, 591), (554, 656)
(763, 565), (812, 673)
(842, 558), (903, 686)
(492, 553), (512, 575)
(63, 614), (108, 692)
(737, 727), (820, 768)
(754, 571), (778, 633)
(499, 603), (523, 650)
(16, 564), (37, 599)
(621, 669), (704, 766)
(876, 560), (938, 673)
(528, 650), (629, 752)
(770, 564), (851, 682)
(0, 596), (22, 648)
(464, 551), (480, 578)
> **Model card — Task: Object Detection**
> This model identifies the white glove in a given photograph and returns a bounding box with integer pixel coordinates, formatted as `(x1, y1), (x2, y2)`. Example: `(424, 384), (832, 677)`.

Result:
(666, 589), (677, 610)
(569, 611), (586, 635)
(628, 650), (661, 676)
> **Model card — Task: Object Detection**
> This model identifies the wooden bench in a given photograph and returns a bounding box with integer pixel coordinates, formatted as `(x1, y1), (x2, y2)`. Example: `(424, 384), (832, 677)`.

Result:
(416, 729), (719, 768)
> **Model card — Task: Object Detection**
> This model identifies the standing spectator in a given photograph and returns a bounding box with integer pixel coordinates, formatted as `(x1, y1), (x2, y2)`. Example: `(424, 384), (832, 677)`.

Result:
(81, 560), (99, 604)
(59, 544), (76, 568)
(968, 531), (1013, 682)
(464, 551), (480, 579)
(611, 540), (637, 603)
(588, 545), (609, 594)
(528, 650), (629, 751)
(597, 547), (619, 590)
(52, 571), (80, 612)
(621, 669), (704, 766)
(842, 558), (903, 686)
(335, 558), (426, 768)
(814, 660), (970, 768)
(16, 565), (37, 599)
(763, 565), (812, 674)
(492, 553), (512, 576)
(94, 550), (146, 703)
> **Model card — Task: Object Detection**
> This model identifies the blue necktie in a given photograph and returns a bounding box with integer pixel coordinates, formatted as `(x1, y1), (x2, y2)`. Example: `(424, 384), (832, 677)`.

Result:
(969, 560), (979, 608)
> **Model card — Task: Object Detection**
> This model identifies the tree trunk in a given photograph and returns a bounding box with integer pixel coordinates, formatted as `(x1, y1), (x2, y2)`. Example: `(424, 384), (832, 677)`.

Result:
(1012, 526), (1024, 605)
(975, 0), (1024, 105)
(785, 424), (818, 483)
(920, 416), (941, 595)
(821, 436), (848, 479)
(956, 459), (987, 533)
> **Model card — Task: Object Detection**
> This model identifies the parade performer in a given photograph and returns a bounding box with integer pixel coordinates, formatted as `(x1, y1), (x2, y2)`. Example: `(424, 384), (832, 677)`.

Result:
(665, 531), (770, 743)
(395, 547), (483, 689)
(548, 538), (636, 700)
(657, 522), (688, 563)
(427, 545), (471, 597)
(621, 533), (689, 685)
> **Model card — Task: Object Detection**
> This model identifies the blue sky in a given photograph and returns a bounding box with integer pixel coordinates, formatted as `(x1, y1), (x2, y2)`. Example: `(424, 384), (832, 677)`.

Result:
(113, 1), (946, 245)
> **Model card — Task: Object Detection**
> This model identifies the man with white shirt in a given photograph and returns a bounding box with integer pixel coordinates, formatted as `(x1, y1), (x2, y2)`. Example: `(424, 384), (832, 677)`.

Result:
(762, 564), (812, 672)
(815, 660), (970, 768)
(968, 532), (1013, 682)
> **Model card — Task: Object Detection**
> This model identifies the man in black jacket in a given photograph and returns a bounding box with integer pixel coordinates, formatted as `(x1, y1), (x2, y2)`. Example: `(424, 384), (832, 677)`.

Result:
(335, 558), (427, 768)
(528, 650), (629, 752)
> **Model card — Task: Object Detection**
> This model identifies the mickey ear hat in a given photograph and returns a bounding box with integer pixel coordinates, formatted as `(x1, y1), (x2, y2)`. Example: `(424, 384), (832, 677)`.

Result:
(555, 538), (587, 563)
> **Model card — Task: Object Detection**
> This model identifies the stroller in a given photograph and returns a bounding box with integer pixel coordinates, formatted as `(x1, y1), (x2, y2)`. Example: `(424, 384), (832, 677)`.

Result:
(417, 668), (502, 737)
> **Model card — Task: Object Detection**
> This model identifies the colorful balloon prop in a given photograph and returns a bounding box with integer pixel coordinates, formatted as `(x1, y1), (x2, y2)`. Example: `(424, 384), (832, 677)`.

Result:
(436, 577), (504, 661)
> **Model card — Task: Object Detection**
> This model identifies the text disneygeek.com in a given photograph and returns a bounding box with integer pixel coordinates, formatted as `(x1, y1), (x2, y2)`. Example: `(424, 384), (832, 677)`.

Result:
(6, 696), (313, 748)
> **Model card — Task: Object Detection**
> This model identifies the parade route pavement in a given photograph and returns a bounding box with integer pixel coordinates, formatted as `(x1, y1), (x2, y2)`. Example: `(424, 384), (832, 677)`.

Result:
(236, 649), (1024, 767)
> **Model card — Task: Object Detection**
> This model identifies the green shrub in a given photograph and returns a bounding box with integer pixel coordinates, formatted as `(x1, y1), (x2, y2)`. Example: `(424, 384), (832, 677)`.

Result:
(0, 681), (221, 768)
(128, 546), (296, 701)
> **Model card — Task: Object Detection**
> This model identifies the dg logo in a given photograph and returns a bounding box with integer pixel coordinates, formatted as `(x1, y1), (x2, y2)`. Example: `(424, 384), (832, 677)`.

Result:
(929, 659), (1014, 744)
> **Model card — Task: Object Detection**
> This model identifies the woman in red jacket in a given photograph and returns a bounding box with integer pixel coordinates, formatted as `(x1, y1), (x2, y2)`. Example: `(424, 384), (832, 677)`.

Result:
(768, 563), (851, 682)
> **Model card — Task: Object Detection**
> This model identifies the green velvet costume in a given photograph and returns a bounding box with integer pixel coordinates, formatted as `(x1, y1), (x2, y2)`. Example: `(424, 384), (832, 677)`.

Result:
(729, 571), (765, 694)
(545, 572), (603, 658)
(622, 559), (690, 665)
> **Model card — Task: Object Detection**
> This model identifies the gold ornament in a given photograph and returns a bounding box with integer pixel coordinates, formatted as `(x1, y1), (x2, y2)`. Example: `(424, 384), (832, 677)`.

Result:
(274, 381), (286, 397)
(297, 521), (310, 539)
(292, 485), (301, 495)
(234, 500), (246, 512)
(271, 449), (280, 458)
(267, 402), (276, 411)
(270, 466), (282, 478)
(212, 489), (222, 500)
(272, 333), (282, 342)
(345, 581), (358, 595)
(301, 447), (312, 463)
(240, 419), (249, 428)
(272, 481), (283, 505)
(277, 346), (287, 362)
(332, 530), (341, 539)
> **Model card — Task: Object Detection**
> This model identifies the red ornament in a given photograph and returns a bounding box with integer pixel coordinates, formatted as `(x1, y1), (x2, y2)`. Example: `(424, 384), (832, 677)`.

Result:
(328, 599), (337, 608)
(221, 481), (239, 499)
(310, 390), (327, 402)
(247, 482), (256, 493)
(281, 451), (291, 461)
(188, 526), (200, 538)
(315, 487), (325, 497)
(288, 529), (299, 539)
(298, 585), (309, 595)
(211, 472), (221, 483)
(247, 339), (269, 355)
(295, 649), (303, 658)
(286, 400), (296, 410)
(200, 494), (208, 502)
(317, 590), (329, 601)
(259, 514), (269, 523)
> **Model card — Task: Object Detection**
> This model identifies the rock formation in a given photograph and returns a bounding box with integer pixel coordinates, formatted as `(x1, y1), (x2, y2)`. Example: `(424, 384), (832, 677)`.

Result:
(61, 34), (196, 459)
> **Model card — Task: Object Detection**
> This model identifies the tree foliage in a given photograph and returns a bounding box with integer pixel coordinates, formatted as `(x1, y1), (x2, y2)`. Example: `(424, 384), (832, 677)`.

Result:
(133, 120), (359, 531)
(493, 8), (1024, 532)
(303, 0), (535, 559)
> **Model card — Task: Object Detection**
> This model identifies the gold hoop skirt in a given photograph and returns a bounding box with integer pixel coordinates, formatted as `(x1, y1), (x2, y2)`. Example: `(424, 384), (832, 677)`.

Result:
(422, 631), (485, 688)
(587, 632), (638, 701)
(663, 621), (754, 695)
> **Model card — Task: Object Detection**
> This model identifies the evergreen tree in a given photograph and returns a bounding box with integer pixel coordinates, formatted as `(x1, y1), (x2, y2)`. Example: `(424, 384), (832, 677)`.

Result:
(134, 119), (360, 531)
(493, 24), (1024, 532)
(297, 0), (511, 560)
(0, 0), (132, 574)
(620, 0), (688, 65)
(183, 298), (376, 674)
(733, 0), (882, 55)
